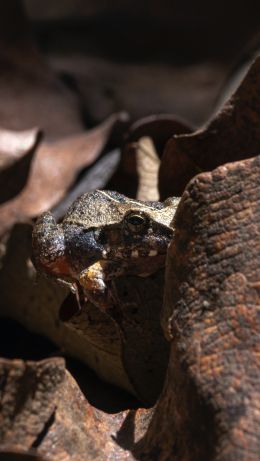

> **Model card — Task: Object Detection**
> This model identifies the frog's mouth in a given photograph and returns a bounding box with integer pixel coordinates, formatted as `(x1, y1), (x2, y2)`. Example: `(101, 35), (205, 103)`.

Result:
(77, 252), (167, 290)
(58, 251), (167, 322)
(121, 252), (167, 277)
(75, 242), (169, 281)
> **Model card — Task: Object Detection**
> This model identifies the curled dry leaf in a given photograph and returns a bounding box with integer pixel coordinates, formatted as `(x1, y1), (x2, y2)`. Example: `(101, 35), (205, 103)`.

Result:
(0, 128), (42, 205)
(0, 113), (126, 237)
(126, 114), (193, 156)
(135, 137), (160, 201)
(0, 127), (41, 171)
(0, 357), (64, 451)
(0, 356), (151, 461)
(159, 56), (260, 198)
(140, 155), (260, 461)
(108, 114), (191, 197)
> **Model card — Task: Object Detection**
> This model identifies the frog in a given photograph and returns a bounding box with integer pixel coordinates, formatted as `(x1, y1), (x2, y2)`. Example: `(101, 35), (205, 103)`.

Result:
(32, 190), (180, 314)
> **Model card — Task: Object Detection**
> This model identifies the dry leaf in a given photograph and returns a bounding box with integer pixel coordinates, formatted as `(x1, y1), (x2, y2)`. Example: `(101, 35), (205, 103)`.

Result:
(0, 356), (151, 461)
(0, 127), (42, 204)
(159, 56), (260, 198)
(0, 113), (126, 237)
(0, 127), (41, 171)
(108, 114), (191, 197)
(126, 114), (192, 156)
(135, 137), (160, 201)
(147, 155), (260, 461)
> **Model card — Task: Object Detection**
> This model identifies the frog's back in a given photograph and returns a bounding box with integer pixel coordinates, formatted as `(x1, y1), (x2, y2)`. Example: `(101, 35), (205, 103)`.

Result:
(63, 190), (177, 228)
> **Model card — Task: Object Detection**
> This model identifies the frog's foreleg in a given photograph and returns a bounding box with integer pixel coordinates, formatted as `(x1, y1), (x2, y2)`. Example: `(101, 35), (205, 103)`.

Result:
(79, 260), (125, 312)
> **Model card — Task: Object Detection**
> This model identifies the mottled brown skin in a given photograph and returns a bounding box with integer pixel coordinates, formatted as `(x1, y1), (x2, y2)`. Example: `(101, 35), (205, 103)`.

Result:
(138, 155), (260, 461)
(32, 190), (179, 312)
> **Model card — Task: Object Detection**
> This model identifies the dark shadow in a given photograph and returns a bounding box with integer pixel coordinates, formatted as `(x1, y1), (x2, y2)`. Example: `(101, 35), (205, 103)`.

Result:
(111, 355), (218, 461)
(111, 410), (137, 450)
(0, 317), (140, 413)
(66, 357), (140, 413)
(0, 451), (45, 461)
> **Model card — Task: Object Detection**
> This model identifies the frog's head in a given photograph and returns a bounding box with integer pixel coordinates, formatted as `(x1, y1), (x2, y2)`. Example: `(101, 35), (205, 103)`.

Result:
(32, 190), (179, 281)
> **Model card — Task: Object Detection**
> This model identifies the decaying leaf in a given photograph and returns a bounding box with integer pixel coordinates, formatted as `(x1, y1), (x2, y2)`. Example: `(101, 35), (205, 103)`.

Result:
(0, 356), (152, 461)
(108, 114), (191, 197)
(0, 358), (64, 450)
(0, 127), (42, 205)
(135, 137), (160, 201)
(0, 127), (41, 171)
(126, 115), (192, 156)
(159, 56), (260, 198)
(140, 155), (260, 461)
(0, 113), (126, 237)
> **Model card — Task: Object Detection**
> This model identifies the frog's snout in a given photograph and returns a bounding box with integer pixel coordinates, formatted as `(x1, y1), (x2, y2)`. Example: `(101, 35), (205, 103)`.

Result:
(32, 212), (69, 278)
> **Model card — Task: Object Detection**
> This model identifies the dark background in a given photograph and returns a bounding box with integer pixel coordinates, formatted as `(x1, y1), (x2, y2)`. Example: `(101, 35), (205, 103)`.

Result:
(22, 0), (260, 126)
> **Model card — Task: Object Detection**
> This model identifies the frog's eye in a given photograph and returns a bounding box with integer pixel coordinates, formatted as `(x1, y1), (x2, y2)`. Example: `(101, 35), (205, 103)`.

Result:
(124, 213), (147, 232)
